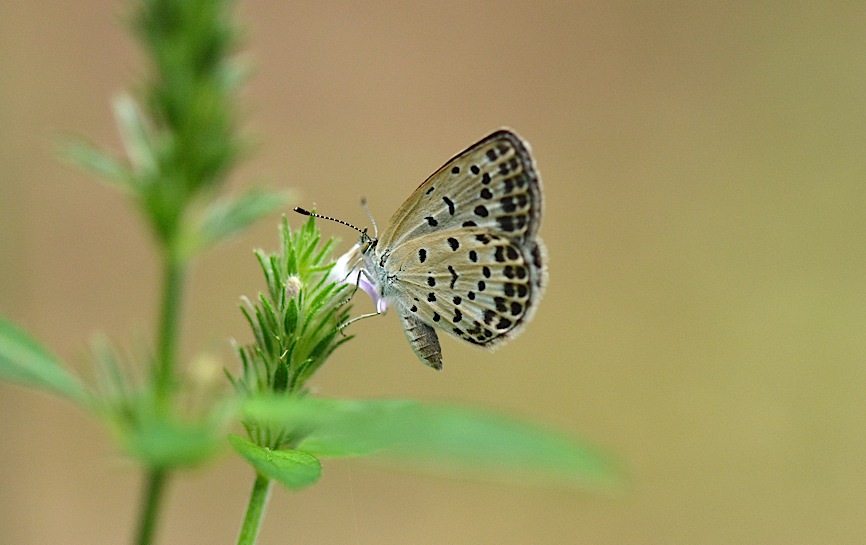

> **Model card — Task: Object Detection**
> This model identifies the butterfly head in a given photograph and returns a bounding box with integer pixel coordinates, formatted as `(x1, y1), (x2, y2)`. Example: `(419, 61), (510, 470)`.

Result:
(294, 206), (390, 314)
(359, 229), (377, 255)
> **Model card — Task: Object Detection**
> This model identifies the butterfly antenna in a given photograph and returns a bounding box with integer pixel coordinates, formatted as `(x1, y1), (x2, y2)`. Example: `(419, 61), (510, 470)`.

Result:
(360, 197), (378, 238)
(293, 207), (368, 239)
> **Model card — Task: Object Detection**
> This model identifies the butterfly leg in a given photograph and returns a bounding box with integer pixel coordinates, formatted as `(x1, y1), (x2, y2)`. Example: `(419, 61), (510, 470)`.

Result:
(338, 310), (382, 331)
(336, 269), (364, 309)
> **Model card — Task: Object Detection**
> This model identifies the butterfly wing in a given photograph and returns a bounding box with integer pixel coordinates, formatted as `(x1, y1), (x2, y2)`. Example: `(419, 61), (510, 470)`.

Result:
(384, 226), (545, 355)
(377, 129), (543, 250)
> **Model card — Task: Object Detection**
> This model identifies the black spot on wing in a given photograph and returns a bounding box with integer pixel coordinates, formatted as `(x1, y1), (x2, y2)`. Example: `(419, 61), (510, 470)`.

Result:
(443, 196), (455, 215)
(497, 216), (515, 232)
(448, 265), (459, 289)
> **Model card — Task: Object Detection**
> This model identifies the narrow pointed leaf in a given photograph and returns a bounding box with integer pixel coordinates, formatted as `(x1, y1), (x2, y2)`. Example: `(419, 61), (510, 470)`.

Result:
(60, 139), (135, 193)
(111, 93), (158, 178)
(196, 189), (292, 251)
(0, 317), (88, 404)
(272, 359), (289, 392)
(229, 434), (322, 490)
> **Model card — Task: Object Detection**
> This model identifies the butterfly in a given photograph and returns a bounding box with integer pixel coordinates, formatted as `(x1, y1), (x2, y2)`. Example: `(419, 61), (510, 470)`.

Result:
(297, 129), (546, 370)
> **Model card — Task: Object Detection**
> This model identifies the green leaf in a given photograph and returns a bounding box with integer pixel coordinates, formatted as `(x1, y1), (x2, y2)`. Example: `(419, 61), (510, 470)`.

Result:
(120, 416), (224, 469)
(193, 188), (292, 252)
(229, 434), (322, 490)
(242, 396), (620, 489)
(272, 359), (289, 392)
(60, 139), (135, 193)
(111, 93), (158, 179)
(0, 317), (88, 404)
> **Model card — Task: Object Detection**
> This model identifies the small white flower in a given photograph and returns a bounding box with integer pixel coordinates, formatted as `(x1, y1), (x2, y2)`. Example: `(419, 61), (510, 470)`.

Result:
(285, 275), (303, 300)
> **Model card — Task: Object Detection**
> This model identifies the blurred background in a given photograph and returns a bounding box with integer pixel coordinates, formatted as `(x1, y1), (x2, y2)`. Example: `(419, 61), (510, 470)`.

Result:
(2, 1), (865, 544)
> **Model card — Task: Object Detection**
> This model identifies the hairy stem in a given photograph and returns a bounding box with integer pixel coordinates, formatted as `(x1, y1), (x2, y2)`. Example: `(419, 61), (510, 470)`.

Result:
(236, 473), (274, 545)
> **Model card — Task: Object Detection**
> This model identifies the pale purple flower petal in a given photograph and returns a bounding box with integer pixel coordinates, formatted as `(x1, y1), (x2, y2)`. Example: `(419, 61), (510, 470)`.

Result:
(329, 244), (388, 313)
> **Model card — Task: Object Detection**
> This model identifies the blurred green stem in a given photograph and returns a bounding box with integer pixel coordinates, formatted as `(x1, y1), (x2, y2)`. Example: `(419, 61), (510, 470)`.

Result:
(155, 253), (185, 403)
(135, 469), (168, 545)
(237, 473), (274, 545)
(135, 251), (185, 545)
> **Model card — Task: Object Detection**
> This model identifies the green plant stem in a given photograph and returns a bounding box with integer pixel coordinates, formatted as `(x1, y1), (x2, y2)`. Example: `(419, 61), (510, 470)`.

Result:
(134, 252), (185, 545)
(135, 469), (168, 545)
(237, 473), (274, 545)
(155, 253), (186, 403)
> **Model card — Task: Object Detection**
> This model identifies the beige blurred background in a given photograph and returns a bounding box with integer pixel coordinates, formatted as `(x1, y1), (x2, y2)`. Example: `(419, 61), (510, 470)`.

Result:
(2, 1), (866, 544)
